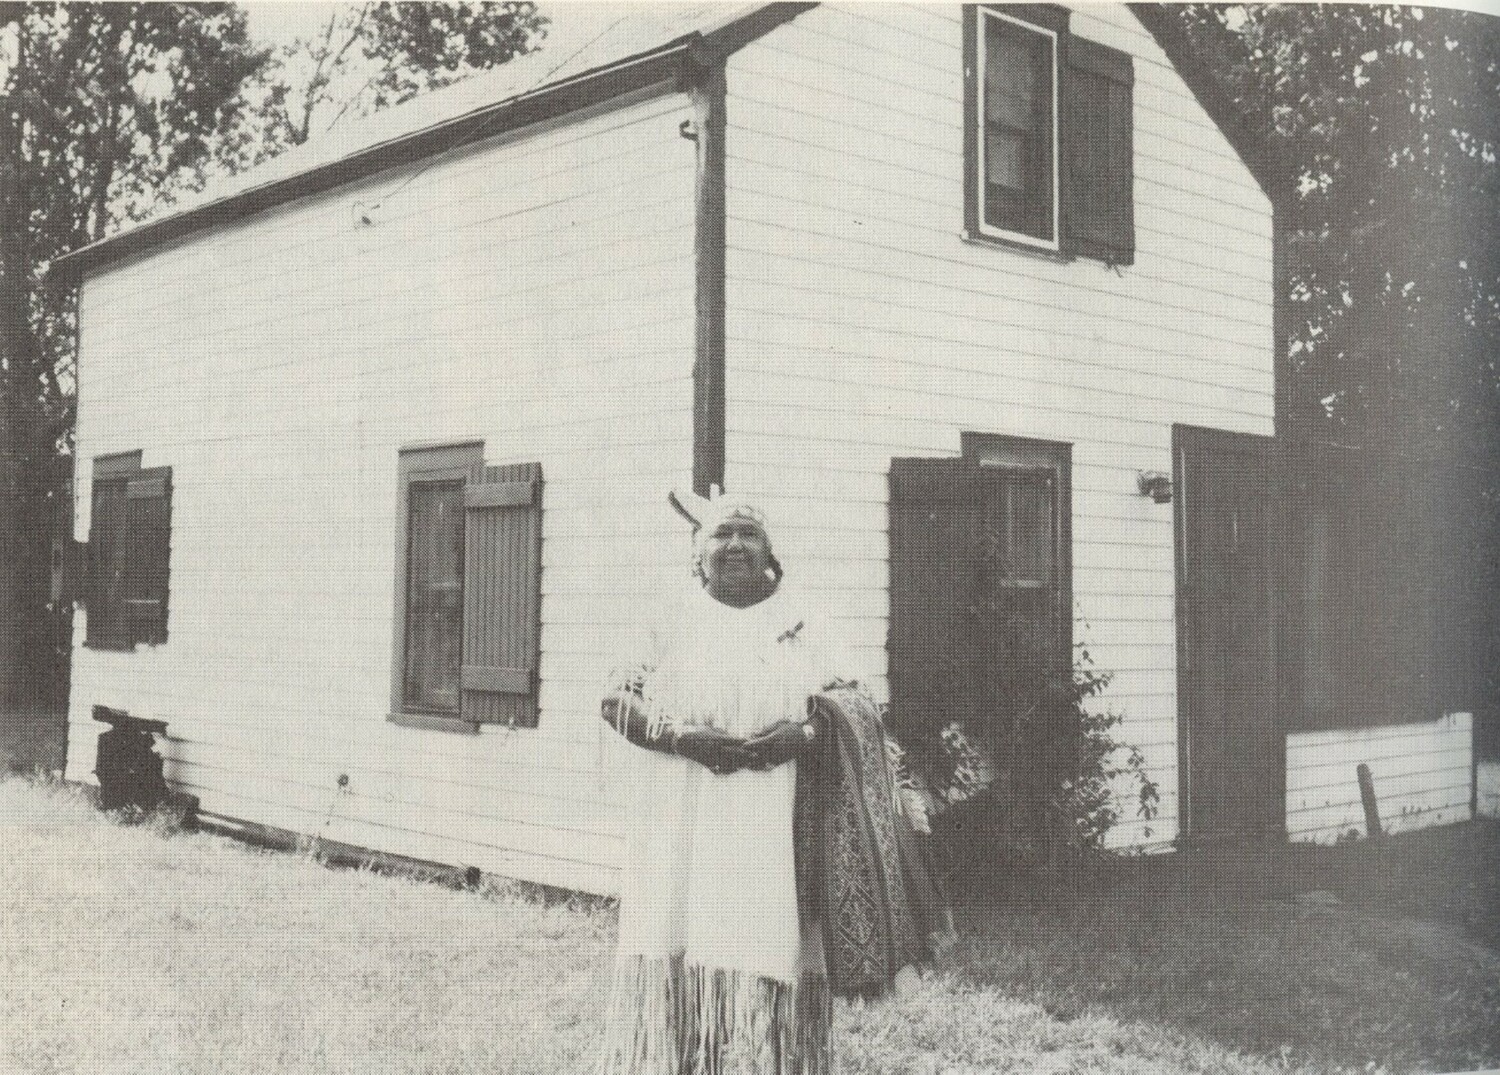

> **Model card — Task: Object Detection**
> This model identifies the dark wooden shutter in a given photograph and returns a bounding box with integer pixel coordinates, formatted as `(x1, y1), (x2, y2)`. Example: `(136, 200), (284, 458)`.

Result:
(124, 467), (172, 646)
(1062, 35), (1134, 264)
(887, 457), (984, 747)
(460, 462), (542, 727)
(86, 479), (129, 649)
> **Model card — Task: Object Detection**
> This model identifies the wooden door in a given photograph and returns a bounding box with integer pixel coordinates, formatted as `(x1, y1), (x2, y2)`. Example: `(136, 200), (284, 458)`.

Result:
(1174, 425), (1279, 843)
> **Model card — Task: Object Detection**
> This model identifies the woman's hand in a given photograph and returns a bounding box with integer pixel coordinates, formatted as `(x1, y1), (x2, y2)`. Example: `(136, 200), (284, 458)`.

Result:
(673, 727), (758, 775)
(743, 720), (815, 769)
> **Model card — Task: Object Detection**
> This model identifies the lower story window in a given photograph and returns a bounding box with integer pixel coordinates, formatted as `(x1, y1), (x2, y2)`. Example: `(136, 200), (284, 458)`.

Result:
(403, 477), (467, 713)
(390, 442), (544, 730)
(85, 450), (173, 650)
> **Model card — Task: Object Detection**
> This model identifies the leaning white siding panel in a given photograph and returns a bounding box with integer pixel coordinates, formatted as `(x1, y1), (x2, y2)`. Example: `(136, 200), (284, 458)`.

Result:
(1286, 713), (1473, 842)
(1478, 762), (1500, 820)
(68, 91), (699, 896)
(725, 3), (1276, 851)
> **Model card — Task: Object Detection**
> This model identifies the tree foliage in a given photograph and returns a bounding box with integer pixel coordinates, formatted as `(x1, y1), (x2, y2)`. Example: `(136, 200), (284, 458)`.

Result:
(1171, 5), (1499, 729)
(221, 2), (542, 168)
(1172, 4), (1498, 452)
(0, 2), (542, 731)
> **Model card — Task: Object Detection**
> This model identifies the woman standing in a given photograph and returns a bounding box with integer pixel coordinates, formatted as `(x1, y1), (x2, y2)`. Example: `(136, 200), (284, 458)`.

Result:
(598, 492), (947, 1075)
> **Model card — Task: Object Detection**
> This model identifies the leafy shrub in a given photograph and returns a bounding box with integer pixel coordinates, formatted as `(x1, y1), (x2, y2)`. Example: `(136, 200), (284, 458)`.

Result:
(899, 637), (1159, 878)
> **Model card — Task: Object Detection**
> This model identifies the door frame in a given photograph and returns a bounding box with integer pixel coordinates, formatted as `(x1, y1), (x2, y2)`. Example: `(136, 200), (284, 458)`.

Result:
(960, 432), (1074, 680)
(1172, 423), (1282, 844)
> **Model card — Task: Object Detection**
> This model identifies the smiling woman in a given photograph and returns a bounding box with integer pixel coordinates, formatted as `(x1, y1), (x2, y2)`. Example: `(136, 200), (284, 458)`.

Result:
(597, 492), (835, 1074)
(696, 512), (780, 609)
(596, 490), (953, 1075)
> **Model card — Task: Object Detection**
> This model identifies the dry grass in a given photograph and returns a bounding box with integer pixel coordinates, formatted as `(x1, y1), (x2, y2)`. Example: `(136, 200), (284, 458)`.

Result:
(1, 775), (1467, 1075)
(1, 777), (610, 1074)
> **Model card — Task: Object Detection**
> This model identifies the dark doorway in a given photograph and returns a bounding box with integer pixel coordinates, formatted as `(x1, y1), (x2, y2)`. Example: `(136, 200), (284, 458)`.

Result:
(888, 435), (1071, 849)
(1173, 424), (1279, 843)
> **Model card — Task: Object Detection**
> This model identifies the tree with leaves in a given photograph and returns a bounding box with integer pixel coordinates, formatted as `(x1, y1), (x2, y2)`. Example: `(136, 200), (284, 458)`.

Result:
(220, 2), (543, 170)
(1171, 4), (1497, 451)
(0, 2), (543, 764)
(1170, 5), (1499, 739)
(0, 3), (269, 753)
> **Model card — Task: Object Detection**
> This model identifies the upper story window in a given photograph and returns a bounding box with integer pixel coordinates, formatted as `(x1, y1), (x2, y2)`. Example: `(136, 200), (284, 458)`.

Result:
(964, 5), (1136, 265)
(976, 8), (1060, 249)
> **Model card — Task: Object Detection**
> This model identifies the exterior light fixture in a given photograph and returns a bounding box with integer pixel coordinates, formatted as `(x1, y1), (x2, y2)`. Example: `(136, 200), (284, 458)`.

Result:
(1137, 471), (1173, 504)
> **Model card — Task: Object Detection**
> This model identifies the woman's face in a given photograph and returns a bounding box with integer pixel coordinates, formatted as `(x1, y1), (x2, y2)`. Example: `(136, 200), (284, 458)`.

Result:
(700, 517), (774, 604)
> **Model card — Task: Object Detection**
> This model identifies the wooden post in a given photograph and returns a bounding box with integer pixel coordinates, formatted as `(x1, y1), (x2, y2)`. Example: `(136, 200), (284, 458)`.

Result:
(1357, 763), (1382, 839)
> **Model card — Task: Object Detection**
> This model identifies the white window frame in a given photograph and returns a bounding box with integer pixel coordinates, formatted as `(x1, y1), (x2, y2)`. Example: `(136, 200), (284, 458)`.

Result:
(973, 7), (1061, 252)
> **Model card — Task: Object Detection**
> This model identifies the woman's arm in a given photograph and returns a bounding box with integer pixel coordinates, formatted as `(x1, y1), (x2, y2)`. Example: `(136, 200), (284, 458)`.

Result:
(600, 696), (757, 775)
(600, 695), (675, 755)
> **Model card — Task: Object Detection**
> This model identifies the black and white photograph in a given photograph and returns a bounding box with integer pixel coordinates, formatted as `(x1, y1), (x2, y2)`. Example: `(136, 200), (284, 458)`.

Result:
(0, 1), (1496, 1072)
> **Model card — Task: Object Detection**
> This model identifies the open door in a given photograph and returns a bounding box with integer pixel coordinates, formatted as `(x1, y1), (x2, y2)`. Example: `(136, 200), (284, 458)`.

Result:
(1174, 424), (1280, 843)
(889, 435), (1072, 851)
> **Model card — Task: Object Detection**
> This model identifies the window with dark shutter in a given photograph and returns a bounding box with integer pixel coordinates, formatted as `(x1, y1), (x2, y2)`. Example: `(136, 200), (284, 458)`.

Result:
(84, 451), (172, 650)
(460, 462), (542, 729)
(389, 444), (542, 732)
(964, 5), (1134, 263)
(1062, 36), (1135, 264)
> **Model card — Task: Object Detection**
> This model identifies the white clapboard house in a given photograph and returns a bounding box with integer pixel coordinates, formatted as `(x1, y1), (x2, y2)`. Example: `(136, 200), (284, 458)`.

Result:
(56, 3), (1474, 895)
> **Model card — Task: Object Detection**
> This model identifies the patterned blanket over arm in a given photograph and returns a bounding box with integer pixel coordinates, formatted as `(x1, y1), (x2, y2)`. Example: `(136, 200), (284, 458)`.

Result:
(794, 687), (951, 998)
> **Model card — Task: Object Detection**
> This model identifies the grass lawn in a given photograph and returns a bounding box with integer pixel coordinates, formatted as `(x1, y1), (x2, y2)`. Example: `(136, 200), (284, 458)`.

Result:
(3, 775), (1496, 1075)
(947, 826), (1500, 1075)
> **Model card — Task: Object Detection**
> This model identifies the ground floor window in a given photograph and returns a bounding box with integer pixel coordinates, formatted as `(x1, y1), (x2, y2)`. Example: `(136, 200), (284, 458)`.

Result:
(390, 443), (543, 731)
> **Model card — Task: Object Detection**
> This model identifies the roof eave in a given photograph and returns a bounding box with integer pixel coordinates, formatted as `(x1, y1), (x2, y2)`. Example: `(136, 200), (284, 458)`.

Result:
(53, 3), (825, 285)
(52, 37), (700, 284)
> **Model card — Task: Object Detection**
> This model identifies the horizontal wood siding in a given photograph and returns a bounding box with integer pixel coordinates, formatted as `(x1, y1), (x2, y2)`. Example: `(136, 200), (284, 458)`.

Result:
(67, 92), (700, 896)
(1479, 762), (1500, 820)
(1285, 713), (1473, 842)
(725, 4), (1275, 851)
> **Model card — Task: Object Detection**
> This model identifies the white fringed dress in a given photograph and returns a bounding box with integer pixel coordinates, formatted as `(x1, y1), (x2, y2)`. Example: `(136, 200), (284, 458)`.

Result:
(599, 583), (836, 1075)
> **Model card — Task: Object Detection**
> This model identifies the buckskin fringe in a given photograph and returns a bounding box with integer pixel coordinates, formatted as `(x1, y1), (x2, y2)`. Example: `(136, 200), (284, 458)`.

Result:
(598, 955), (691, 1075)
(598, 955), (831, 1075)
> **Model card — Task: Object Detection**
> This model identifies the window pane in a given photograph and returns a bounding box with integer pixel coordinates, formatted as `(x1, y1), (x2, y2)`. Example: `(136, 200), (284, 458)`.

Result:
(88, 480), (130, 648)
(404, 480), (465, 712)
(981, 15), (1054, 242)
(1008, 473), (1054, 585)
(985, 31), (1042, 131)
(985, 129), (1026, 191)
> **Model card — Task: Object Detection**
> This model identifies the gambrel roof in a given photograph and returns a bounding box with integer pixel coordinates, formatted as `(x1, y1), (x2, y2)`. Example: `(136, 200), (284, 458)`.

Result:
(55, 2), (1274, 281)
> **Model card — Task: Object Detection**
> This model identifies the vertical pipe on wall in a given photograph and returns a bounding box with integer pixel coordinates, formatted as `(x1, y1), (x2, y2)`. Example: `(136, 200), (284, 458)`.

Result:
(686, 62), (726, 498)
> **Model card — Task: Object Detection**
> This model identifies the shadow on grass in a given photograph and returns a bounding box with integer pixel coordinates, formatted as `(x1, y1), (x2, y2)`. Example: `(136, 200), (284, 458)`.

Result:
(944, 821), (1500, 1075)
